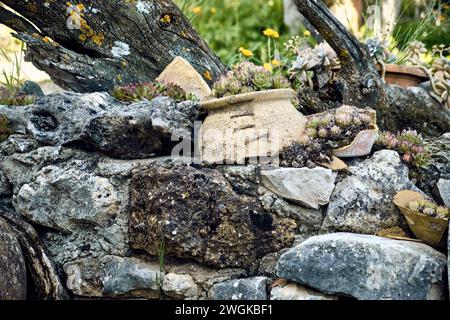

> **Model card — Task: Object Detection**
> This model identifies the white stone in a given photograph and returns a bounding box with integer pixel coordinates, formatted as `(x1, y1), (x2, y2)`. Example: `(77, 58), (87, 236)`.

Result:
(261, 167), (336, 209)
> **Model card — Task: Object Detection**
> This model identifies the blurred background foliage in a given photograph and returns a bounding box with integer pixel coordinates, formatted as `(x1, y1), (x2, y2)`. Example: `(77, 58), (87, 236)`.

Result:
(174, 0), (449, 65)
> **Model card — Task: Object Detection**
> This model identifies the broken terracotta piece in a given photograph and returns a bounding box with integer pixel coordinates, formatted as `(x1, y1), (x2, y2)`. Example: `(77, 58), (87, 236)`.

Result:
(156, 56), (212, 101)
(319, 157), (347, 171)
(199, 89), (306, 164)
(393, 190), (449, 247)
(332, 106), (379, 158)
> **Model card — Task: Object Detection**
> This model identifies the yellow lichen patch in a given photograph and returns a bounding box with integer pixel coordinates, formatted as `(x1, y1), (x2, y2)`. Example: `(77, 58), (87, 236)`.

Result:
(66, 2), (105, 46)
(160, 14), (171, 24)
(203, 70), (212, 81)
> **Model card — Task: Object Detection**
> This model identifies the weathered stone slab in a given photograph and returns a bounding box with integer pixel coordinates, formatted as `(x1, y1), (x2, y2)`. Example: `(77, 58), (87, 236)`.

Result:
(277, 233), (447, 300)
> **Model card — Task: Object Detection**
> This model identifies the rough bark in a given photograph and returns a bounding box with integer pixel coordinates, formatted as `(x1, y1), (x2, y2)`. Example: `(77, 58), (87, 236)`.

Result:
(0, 0), (226, 92)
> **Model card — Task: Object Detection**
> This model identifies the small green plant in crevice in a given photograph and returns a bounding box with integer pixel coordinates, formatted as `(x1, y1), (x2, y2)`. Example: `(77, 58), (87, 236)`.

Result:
(212, 61), (291, 98)
(408, 199), (449, 219)
(0, 114), (12, 143)
(376, 129), (431, 168)
(111, 81), (197, 103)
(0, 43), (36, 106)
(155, 236), (166, 299)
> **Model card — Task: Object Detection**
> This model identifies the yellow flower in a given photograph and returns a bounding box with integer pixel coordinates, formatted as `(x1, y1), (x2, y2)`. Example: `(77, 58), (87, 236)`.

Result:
(263, 63), (273, 72)
(303, 30), (311, 37)
(210, 7), (217, 14)
(239, 47), (254, 57)
(263, 28), (279, 38)
(192, 6), (202, 14)
(271, 59), (281, 67)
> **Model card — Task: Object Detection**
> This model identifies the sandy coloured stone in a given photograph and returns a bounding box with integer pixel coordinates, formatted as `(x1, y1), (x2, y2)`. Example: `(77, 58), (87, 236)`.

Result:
(156, 56), (212, 101)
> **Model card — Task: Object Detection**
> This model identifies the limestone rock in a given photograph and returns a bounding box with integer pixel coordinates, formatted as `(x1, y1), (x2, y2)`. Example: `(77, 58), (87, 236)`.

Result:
(270, 283), (337, 300)
(277, 233), (447, 300)
(162, 273), (201, 300)
(0, 216), (27, 300)
(129, 164), (297, 268)
(0, 92), (200, 159)
(156, 56), (212, 101)
(261, 167), (336, 209)
(436, 179), (450, 207)
(165, 259), (248, 296)
(322, 150), (417, 234)
(209, 277), (269, 300)
(64, 256), (162, 299)
(416, 133), (450, 197)
(14, 164), (119, 233)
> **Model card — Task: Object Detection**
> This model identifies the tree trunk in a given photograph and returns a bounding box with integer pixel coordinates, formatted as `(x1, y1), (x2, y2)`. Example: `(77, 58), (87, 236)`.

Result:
(293, 0), (388, 112)
(0, 0), (227, 92)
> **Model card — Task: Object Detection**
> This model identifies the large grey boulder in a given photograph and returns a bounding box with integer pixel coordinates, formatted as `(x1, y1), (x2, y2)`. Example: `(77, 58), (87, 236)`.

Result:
(64, 255), (162, 299)
(209, 277), (269, 300)
(129, 163), (297, 268)
(277, 233), (447, 300)
(0, 216), (27, 300)
(261, 167), (336, 209)
(322, 150), (417, 234)
(0, 92), (199, 159)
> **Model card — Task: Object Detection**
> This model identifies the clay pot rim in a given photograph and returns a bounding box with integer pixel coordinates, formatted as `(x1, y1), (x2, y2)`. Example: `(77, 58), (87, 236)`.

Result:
(200, 89), (296, 111)
(332, 125), (379, 154)
(376, 63), (428, 79)
(394, 190), (449, 223)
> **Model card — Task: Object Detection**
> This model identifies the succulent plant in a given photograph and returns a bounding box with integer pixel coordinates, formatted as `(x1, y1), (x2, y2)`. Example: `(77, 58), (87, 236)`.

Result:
(306, 107), (373, 149)
(212, 62), (291, 98)
(376, 130), (430, 168)
(111, 81), (195, 103)
(0, 86), (36, 106)
(409, 199), (449, 219)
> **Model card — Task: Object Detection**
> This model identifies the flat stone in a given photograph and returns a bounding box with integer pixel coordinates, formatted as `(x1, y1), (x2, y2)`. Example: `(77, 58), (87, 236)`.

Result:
(261, 167), (336, 209)
(209, 277), (269, 300)
(270, 282), (337, 300)
(157, 56), (212, 101)
(277, 233), (447, 300)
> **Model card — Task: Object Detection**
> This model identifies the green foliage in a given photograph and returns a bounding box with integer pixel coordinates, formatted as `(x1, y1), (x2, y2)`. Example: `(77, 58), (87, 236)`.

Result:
(376, 130), (431, 168)
(306, 107), (373, 148)
(212, 61), (291, 98)
(174, 0), (291, 65)
(111, 82), (196, 103)
(0, 42), (36, 106)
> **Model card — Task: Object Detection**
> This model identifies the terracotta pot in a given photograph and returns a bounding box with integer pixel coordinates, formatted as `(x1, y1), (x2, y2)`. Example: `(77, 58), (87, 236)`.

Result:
(394, 190), (449, 247)
(376, 64), (428, 88)
(198, 89), (306, 164)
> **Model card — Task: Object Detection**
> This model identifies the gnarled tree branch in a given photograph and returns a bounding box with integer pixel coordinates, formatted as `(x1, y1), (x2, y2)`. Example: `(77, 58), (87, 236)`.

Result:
(0, 0), (227, 92)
